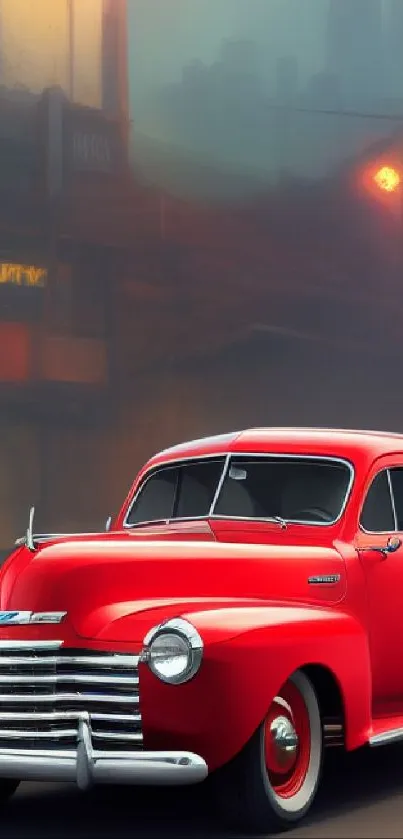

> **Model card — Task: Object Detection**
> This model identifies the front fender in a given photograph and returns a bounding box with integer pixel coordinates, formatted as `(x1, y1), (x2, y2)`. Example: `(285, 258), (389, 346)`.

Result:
(140, 605), (371, 771)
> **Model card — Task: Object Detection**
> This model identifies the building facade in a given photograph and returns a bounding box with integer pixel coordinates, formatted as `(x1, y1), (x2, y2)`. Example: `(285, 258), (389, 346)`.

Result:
(0, 0), (133, 552)
(384, 0), (403, 101)
(326, 0), (384, 105)
(0, 0), (128, 114)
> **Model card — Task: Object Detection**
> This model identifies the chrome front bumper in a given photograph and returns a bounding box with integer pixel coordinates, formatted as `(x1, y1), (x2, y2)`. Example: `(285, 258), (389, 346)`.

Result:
(0, 717), (208, 789)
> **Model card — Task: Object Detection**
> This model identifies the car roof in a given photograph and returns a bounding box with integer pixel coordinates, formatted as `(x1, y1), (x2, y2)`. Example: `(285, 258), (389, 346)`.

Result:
(149, 427), (403, 468)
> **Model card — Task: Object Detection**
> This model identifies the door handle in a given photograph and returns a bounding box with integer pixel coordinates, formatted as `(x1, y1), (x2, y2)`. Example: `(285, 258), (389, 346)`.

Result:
(358, 535), (401, 560)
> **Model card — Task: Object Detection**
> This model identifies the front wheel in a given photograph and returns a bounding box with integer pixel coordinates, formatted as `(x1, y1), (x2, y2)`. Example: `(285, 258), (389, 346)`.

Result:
(0, 779), (20, 805)
(214, 670), (323, 834)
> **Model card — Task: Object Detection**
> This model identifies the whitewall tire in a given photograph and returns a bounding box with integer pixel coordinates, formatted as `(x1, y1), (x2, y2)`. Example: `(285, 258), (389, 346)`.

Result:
(213, 670), (323, 834)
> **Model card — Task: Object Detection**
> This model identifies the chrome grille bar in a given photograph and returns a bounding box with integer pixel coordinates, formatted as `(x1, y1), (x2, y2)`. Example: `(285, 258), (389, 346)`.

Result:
(0, 729), (77, 740)
(0, 692), (139, 704)
(0, 712), (141, 723)
(92, 731), (143, 742)
(0, 673), (139, 686)
(0, 748), (152, 760)
(0, 657), (59, 667)
(0, 655), (140, 668)
(0, 642), (143, 753)
(0, 641), (62, 651)
(62, 655), (140, 668)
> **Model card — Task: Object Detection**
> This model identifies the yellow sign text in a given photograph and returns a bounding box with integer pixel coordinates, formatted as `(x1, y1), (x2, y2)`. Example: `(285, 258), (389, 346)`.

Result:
(0, 263), (47, 288)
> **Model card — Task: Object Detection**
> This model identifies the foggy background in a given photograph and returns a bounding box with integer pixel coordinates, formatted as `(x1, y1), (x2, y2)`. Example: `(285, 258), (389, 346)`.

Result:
(131, 0), (401, 181)
(0, 0), (402, 553)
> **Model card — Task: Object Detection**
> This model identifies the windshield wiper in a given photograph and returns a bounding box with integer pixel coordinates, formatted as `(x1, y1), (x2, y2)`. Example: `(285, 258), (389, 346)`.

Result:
(127, 515), (288, 530)
(262, 516), (288, 529)
(126, 519), (171, 529)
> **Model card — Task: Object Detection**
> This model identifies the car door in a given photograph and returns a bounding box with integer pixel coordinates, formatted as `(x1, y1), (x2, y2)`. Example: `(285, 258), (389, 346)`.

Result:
(355, 458), (403, 715)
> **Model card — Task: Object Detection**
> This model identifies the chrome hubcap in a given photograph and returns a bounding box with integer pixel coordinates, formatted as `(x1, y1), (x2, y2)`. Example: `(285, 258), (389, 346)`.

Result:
(270, 715), (299, 766)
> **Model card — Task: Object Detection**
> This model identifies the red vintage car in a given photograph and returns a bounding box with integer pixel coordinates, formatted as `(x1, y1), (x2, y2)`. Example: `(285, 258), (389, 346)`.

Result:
(0, 427), (402, 833)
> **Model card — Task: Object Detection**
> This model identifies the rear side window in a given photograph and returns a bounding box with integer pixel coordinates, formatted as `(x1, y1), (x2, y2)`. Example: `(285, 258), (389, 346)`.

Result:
(360, 471), (395, 532)
(126, 458), (225, 525)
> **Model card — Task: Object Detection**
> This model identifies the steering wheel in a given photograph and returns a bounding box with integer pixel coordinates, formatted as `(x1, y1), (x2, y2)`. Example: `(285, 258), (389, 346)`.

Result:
(291, 507), (333, 523)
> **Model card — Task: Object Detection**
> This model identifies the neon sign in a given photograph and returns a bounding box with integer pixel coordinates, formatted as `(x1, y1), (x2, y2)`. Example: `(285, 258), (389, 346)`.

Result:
(0, 263), (47, 288)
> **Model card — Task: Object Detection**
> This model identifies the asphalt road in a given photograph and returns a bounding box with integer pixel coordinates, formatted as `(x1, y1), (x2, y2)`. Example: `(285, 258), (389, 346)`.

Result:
(2, 745), (403, 839)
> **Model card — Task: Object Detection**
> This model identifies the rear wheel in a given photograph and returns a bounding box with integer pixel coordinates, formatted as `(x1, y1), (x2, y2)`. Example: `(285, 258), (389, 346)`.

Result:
(0, 780), (20, 804)
(214, 670), (323, 834)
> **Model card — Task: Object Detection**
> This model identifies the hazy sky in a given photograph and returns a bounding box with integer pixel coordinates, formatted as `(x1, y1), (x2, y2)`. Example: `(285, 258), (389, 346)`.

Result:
(128, 0), (330, 102)
(126, 0), (398, 186)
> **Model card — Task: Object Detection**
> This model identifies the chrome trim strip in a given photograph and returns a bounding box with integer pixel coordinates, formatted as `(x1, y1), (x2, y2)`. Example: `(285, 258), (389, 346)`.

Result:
(64, 654), (140, 668)
(0, 611), (67, 626)
(0, 693), (139, 705)
(91, 731), (143, 742)
(0, 654), (140, 668)
(0, 712), (142, 723)
(0, 673), (139, 686)
(124, 452), (355, 530)
(0, 748), (208, 787)
(359, 527), (397, 536)
(91, 713), (141, 723)
(370, 727), (403, 747)
(0, 729), (78, 740)
(0, 729), (142, 743)
(0, 641), (62, 651)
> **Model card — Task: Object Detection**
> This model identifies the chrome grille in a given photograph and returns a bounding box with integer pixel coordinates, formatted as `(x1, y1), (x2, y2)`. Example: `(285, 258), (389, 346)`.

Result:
(0, 641), (142, 753)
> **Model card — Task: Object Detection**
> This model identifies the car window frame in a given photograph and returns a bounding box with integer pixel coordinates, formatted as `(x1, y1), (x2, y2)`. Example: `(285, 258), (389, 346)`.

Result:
(123, 451), (354, 529)
(358, 466), (403, 535)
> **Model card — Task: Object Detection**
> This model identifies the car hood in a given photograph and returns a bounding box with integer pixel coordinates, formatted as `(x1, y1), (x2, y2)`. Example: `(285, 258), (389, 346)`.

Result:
(0, 537), (346, 642)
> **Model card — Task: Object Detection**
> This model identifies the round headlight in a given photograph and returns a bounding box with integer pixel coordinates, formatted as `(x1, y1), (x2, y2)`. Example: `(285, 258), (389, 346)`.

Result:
(143, 618), (203, 685)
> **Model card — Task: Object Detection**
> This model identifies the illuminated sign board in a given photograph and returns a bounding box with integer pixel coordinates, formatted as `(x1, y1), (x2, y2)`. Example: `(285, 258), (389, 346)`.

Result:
(0, 263), (47, 288)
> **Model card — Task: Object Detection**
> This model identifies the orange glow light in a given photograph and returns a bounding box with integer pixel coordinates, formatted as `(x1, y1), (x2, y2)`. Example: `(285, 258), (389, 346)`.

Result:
(373, 166), (401, 193)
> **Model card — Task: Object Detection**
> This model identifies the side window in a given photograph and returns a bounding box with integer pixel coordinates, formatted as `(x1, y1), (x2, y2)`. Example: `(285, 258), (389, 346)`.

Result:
(360, 471), (395, 533)
(126, 467), (177, 525)
(389, 469), (403, 531)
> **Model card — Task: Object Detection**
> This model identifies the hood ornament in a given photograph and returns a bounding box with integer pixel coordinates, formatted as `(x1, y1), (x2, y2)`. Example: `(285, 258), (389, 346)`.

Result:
(25, 506), (36, 552)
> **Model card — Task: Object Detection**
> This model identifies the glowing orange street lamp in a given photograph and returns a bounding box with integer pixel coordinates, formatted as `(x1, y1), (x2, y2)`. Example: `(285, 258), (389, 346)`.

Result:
(373, 165), (401, 193)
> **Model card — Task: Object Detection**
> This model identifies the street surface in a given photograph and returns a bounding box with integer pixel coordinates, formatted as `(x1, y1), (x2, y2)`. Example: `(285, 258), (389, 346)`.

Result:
(2, 745), (403, 838)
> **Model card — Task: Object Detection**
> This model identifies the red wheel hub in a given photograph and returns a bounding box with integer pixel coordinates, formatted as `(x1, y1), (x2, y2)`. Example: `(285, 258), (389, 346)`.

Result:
(264, 679), (311, 799)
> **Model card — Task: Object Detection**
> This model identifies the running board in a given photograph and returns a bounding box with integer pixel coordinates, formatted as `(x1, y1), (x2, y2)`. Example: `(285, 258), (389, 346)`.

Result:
(370, 727), (403, 747)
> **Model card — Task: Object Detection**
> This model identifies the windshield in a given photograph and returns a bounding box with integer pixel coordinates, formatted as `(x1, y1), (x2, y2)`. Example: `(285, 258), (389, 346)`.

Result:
(125, 455), (353, 526)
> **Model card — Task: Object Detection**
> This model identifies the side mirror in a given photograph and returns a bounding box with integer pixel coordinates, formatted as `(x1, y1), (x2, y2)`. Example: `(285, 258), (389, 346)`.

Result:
(359, 535), (401, 560)
(105, 516), (112, 532)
